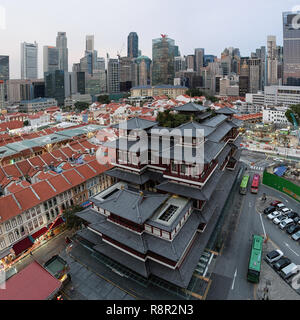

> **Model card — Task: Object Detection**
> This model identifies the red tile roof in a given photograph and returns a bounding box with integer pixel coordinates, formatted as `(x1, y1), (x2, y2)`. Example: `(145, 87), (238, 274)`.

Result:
(0, 194), (22, 222)
(0, 261), (61, 300)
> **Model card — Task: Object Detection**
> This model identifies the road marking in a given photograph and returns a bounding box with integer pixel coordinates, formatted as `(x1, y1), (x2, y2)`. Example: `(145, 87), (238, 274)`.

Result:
(285, 243), (300, 257)
(249, 202), (252, 208)
(231, 269), (237, 290)
(259, 213), (267, 238)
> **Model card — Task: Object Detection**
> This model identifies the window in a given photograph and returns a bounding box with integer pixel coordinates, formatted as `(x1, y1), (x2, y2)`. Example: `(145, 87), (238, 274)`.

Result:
(5, 221), (11, 232)
(43, 202), (48, 211)
(28, 222), (33, 232)
(38, 216), (44, 226)
(180, 164), (187, 175)
(8, 233), (14, 244)
(31, 209), (36, 218)
(11, 219), (17, 228)
(171, 162), (177, 173)
(46, 213), (50, 222)
(51, 210), (55, 218)
(0, 238), (6, 249)
(14, 229), (20, 239)
(25, 211), (31, 220)
(33, 219), (38, 229)
(36, 207), (41, 215)
(53, 198), (57, 206)
(48, 200), (53, 208)
(17, 216), (23, 225)
(55, 207), (59, 216)
(145, 225), (152, 233)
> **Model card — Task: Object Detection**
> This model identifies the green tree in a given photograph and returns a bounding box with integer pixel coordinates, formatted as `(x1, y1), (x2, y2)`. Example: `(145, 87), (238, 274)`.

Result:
(74, 101), (90, 112)
(23, 120), (29, 126)
(285, 104), (300, 126)
(63, 205), (85, 230)
(97, 95), (111, 104)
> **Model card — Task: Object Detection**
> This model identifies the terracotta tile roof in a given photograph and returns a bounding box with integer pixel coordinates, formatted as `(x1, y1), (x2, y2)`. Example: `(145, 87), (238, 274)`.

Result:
(0, 194), (22, 222)
(62, 169), (85, 186)
(6, 181), (31, 194)
(31, 180), (57, 202)
(2, 164), (22, 179)
(13, 188), (40, 213)
(46, 175), (72, 194)
(28, 156), (46, 168)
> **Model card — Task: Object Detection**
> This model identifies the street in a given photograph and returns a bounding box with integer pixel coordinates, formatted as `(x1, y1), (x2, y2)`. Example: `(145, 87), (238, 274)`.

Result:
(207, 150), (300, 300)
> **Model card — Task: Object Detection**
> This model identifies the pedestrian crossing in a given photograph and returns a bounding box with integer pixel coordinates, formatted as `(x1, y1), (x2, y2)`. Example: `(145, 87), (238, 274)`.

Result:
(250, 166), (264, 172)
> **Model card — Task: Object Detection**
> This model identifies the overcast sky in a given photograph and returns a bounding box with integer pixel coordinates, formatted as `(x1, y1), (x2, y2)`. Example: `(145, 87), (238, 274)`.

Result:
(0, 0), (299, 78)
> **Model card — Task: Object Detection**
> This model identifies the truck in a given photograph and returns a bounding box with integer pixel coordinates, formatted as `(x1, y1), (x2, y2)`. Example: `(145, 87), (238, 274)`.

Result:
(44, 255), (71, 286)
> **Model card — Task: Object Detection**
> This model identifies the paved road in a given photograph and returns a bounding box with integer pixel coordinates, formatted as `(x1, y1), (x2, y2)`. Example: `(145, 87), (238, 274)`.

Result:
(207, 157), (300, 300)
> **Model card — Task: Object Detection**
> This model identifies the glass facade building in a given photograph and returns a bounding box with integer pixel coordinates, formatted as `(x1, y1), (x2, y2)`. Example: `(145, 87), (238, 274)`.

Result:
(152, 36), (176, 86)
(283, 11), (300, 86)
(127, 32), (139, 59)
(21, 42), (38, 80)
(44, 70), (65, 106)
(0, 55), (9, 100)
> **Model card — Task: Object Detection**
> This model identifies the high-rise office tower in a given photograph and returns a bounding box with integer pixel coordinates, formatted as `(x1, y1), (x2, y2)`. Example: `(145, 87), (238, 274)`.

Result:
(43, 46), (59, 73)
(96, 57), (106, 71)
(127, 32), (139, 58)
(256, 46), (266, 90)
(152, 35), (176, 85)
(119, 56), (134, 92)
(107, 59), (120, 94)
(135, 56), (151, 86)
(249, 58), (261, 93)
(239, 57), (250, 96)
(185, 55), (195, 71)
(0, 55), (9, 100)
(174, 56), (186, 73)
(86, 35), (94, 53)
(21, 42), (38, 79)
(0, 80), (4, 109)
(56, 32), (68, 72)
(267, 35), (278, 86)
(283, 11), (300, 85)
(194, 48), (205, 74)
(44, 70), (65, 106)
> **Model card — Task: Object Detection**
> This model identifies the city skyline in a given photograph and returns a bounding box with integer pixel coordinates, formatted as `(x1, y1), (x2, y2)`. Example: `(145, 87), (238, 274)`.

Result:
(0, 0), (299, 78)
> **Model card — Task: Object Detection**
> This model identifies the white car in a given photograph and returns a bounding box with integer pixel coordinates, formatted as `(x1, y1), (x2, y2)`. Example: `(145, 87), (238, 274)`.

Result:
(280, 207), (292, 215)
(273, 215), (287, 225)
(268, 211), (281, 220)
(266, 250), (284, 263)
(279, 218), (294, 230)
(276, 203), (286, 210)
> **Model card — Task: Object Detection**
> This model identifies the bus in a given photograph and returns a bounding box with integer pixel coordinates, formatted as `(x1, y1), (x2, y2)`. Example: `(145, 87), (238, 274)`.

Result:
(251, 174), (260, 194)
(240, 175), (250, 195)
(247, 235), (263, 283)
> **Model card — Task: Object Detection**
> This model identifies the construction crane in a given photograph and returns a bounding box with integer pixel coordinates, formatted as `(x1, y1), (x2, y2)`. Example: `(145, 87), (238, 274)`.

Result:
(117, 43), (125, 59)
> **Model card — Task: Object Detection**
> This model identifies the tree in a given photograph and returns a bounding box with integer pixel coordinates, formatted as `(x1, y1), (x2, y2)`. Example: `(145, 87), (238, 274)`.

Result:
(286, 104), (300, 125)
(74, 101), (90, 112)
(23, 120), (29, 126)
(97, 95), (111, 104)
(63, 205), (85, 230)
(157, 110), (191, 128)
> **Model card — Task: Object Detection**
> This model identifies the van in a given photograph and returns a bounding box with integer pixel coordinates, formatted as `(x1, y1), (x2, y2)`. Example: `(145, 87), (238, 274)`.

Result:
(280, 263), (299, 280)
(279, 218), (294, 230)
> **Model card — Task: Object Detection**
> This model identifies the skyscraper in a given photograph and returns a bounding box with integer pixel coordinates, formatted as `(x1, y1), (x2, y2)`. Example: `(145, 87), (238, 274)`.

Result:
(86, 35), (94, 53)
(44, 70), (65, 106)
(43, 46), (59, 73)
(152, 35), (176, 85)
(56, 32), (68, 72)
(194, 48), (205, 75)
(283, 11), (300, 85)
(185, 55), (195, 71)
(107, 59), (120, 94)
(0, 55), (9, 100)
(256, 46), (266, 90)
(127, 32), (139, 58)
(21, 42), (38, 79)
(135, 56), (151, 86)
(267, 35), (278, 86)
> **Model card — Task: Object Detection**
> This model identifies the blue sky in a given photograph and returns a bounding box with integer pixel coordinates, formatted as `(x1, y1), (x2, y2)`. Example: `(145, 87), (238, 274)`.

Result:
(0, 0), (299, 78)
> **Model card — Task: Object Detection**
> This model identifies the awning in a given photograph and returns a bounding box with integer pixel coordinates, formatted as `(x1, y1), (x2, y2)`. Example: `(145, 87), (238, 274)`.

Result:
(81, 201), (93, 208)
(12, 237), (34, 256)
(48, 217), (65, 230)
(31, 227), (48, 240)
(0, 247), (12, 260)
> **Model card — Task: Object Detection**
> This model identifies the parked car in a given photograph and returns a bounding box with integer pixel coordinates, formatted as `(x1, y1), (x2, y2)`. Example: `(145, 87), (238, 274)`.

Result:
(274, 257), (292, 271)
(273, 215), (288, 225)
(286, 224), (300, 235)
(280, 263), (299, 280)
(266, 250), (284, 263)
(268, 211), (282, 220)
(271, 200), (282, 207)
(292, 231), (300, 241)
(294, 216), (300, 224)
(276, 203), (286, 210)
(264, 206), (276, 215)
(279, 218), (295, 230)
(280, 207), (292, 215)
(287, 212), (298, 220)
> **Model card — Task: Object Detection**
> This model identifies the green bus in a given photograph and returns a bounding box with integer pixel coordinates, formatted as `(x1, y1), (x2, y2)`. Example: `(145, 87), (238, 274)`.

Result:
(240, 175), (250, 195)
(247, 235), (263, 283)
